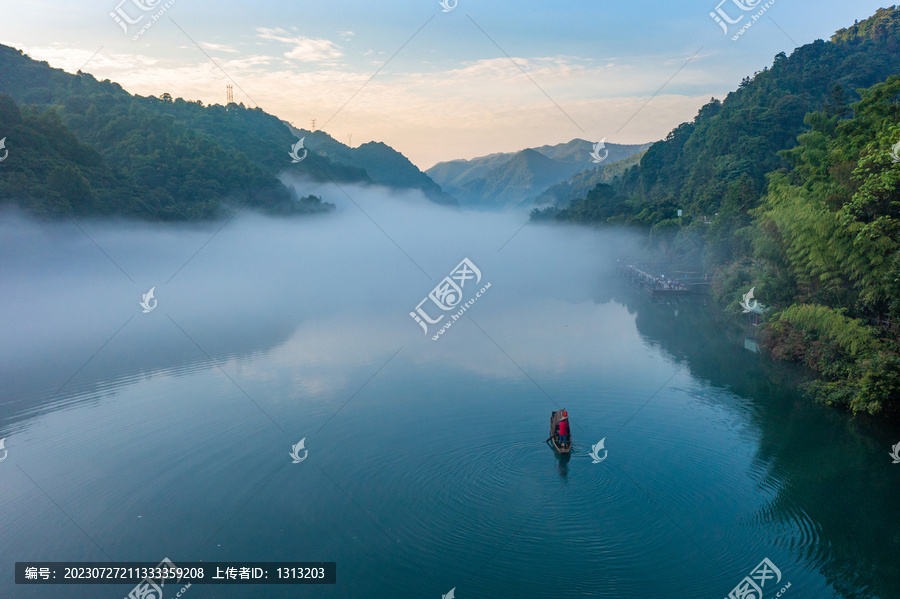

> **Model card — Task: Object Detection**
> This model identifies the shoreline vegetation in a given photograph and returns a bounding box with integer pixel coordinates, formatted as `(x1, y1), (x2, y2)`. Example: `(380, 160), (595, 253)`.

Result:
(534, 7), (900, 418)
(0, 81), (342, 219)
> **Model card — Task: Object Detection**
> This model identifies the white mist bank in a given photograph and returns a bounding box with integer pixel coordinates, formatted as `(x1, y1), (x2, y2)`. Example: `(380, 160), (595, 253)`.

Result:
(0, 186), (644, 405)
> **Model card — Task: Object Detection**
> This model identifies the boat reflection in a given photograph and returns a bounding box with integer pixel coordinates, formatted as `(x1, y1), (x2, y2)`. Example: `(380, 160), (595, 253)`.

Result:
(554, 446), (571, 477)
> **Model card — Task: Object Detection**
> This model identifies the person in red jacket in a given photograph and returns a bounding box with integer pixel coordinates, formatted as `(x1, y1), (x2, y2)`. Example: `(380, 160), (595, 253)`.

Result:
(558, 412), (570, 447)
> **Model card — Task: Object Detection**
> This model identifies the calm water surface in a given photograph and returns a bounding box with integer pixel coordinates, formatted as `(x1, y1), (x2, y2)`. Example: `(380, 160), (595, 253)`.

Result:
(1, 193), (899, 599)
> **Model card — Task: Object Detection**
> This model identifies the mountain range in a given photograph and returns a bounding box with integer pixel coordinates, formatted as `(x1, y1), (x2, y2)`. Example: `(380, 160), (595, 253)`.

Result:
(287, 128), (456, 206)
(426, 139), (650, 208)
(0, 44), (455, 219)
(0, 43), (654, 219)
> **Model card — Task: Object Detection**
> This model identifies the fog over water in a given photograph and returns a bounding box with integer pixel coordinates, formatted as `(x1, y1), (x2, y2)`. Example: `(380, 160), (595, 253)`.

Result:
(0, 181), (642, 419)
(4, 181), (897, 599)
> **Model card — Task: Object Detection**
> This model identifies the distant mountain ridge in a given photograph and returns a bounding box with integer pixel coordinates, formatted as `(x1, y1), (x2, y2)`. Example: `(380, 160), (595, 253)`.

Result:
(289, 128), (456, 206)
(456, 148), (560, 207)
(427, 138), (651, 207)
(534, 151), (646, 208)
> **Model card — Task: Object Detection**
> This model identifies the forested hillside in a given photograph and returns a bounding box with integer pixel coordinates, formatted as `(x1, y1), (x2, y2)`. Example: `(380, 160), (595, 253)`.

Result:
(297, 130), (456, 205)
(0, 44), (362, 219)
(532, 151), (645, 210)
(544, 7), (900, 236)
(539, 6), (900, 416)
(748, 75), (900, 415)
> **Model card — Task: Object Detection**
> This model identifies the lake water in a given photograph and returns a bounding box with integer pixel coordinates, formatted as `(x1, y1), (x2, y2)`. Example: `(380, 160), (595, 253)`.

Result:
(2, 186), (899, 599)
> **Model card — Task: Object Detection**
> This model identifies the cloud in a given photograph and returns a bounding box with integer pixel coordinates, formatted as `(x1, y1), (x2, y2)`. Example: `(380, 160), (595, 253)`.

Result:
(11, 44), (160, 73)
(338, 30), (354, 41)
(199, 42), (239, 53)
(256, 27), (343, 63)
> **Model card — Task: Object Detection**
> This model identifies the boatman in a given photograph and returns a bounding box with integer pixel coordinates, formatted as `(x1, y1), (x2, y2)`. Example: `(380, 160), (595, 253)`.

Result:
(558, 411), (570, 447)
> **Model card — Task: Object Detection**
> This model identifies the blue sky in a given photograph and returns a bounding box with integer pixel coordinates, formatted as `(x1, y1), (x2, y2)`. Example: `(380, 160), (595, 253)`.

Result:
(0, 0), (890, 168)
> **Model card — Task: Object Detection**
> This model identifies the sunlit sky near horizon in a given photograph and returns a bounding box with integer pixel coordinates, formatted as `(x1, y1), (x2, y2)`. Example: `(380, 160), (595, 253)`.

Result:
(0, 0), (890, 169)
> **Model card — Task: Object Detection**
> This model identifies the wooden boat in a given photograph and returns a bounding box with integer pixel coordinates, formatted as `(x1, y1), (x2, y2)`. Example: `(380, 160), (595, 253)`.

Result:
(549, 409), (571, 454)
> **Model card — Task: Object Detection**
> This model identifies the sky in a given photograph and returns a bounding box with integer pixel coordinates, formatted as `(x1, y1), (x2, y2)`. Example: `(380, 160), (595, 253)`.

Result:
(0, 0), (890, 169)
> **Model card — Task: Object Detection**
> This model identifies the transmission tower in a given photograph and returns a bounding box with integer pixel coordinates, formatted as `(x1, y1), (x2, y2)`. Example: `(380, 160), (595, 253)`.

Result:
(348, 134), (352, 147)
(226, 84), (233, 104)
(310, 119), (317, 132)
